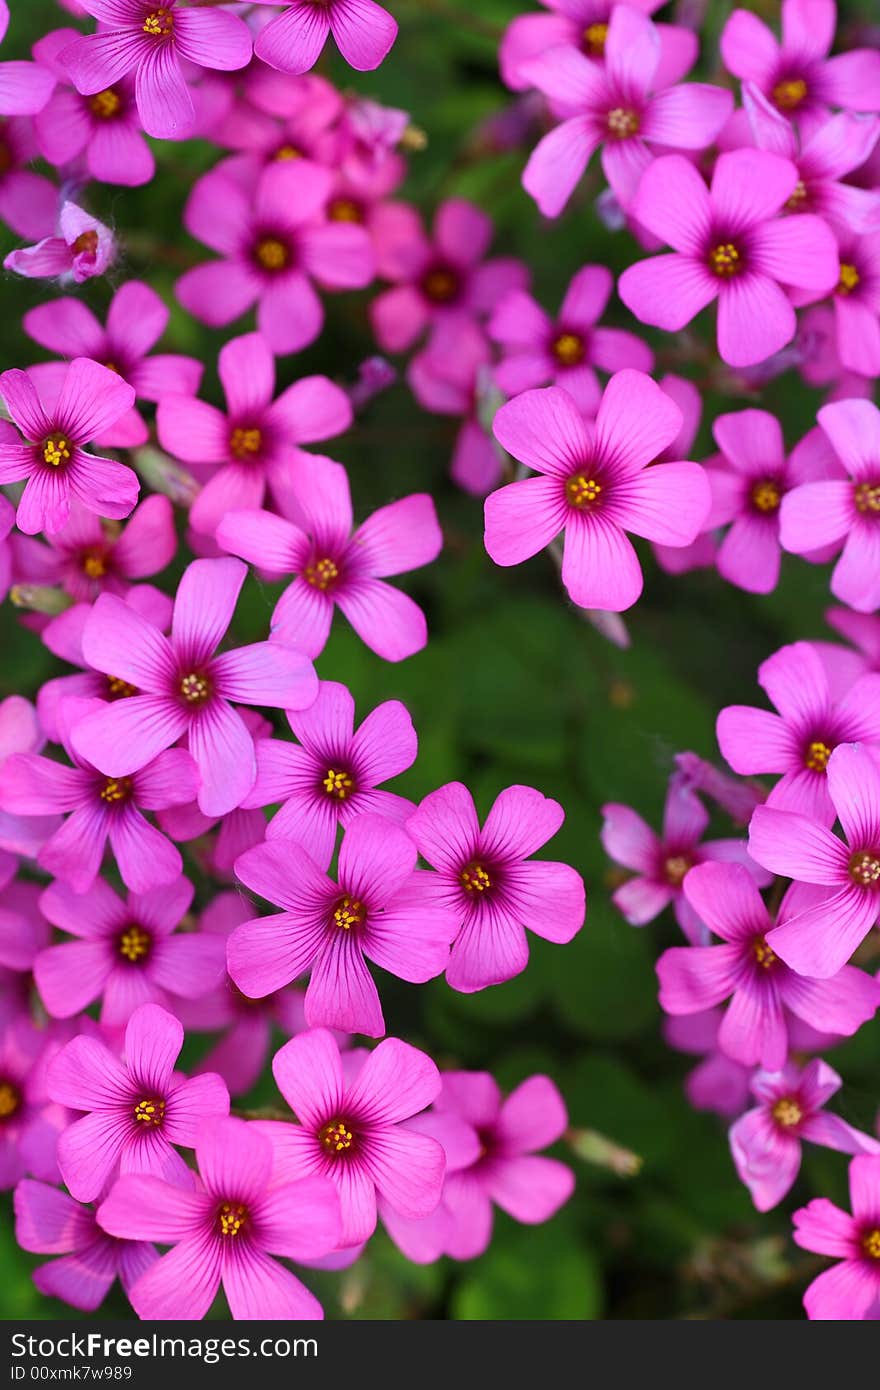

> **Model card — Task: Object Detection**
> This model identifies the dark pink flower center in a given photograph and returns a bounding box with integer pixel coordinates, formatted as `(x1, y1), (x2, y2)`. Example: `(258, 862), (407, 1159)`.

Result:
(605, 106), (640, 139)
(662, 853), (693, 888)
(133, 1095), (165, 1127)
(0, 1079), (21, 1121)
(331, 894), (365, 932)
(253, 235), (291, 274)
(99, 775), (133, 805)
(771, 76), (808, 112)
(89, 88), (122, 121)
(854, 481), (880, 515)
(216, 1200), (248, 1237)
(305, 555), (340, 591)
(143, 8), (174, 39)
(803, 739), (833, 773)
(42, 433), (72, 469)
(862, 1228), (880, 1260)
(229, 425), (263, 460)
(0, 133), (11, 176)
(752, 935), (779, 970)
(771, 1096), (803, 1128)
(328, 197), (364, 224)
(117, 924), (151, 963)
(107, 674), (138, 700)
(750, 478), (783, 514)
(849, 850), (880, 888)
(460, 860), (493, 894)
(708, 241), (744, 278)
(565, 470), (603, 510)
(421, 264), (460, 304)
(179, 671), (213, 706)
(322, 767), (355, 800)
(582, 21), (608, 57)
(837, 262), (860, 297)
(80, 546), (109, 579)
(552, 331), (586, 367)
(319, 1118), (355, 1156)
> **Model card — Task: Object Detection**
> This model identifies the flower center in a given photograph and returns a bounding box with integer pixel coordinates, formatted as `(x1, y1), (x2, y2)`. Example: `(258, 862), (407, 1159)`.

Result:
(89, 88), (121, 120)
(552, 332), (585, 367)
(275, 144), (302, 161)
(804, 740), (832, 773)
(750, 479), (782, 513)
(862, 1228), (880, 1260)
(708, 242), (742, 278)
(143, 8), (174, 37)
(42, 434), (71, 468)
(118, 925), (151, 963)
(332, 895), (364, 932)
(837, 262), (860, 296)
(81, 548), (108, 578)
(133, 1096), (165, 1127)
(772, 1096), (803, 1128)
(565, 471), (603, 509)
(752, 936), (779, 970)
(784, 179), (808, 212)
(772, 77), (807, 111)
(179, 672), (212, 705)
(460, 861), (492, 894)
(663, 854), (692, 887)
(305, 556), (339, 591)
(254, 237), (290, 273)
(107, 674), (138, 700)
(0, 136), (11, 176)
(582, 21), (608, 57)
(854, 483), (880, 514)
(319, 1119), (354, 1155)
(849, 850), (880, 888)
(606, 107), (640, 139)
(323, 768), (354, 800)
(72, 230), (98, 258)
(217, 1201), (247, 1237)
(421, 266), (460, 304)
(229, 426), (263, 460)
(328, 197), (363, 224)
(99, 776), (132, 804)
(0, 1080), (20, 1120)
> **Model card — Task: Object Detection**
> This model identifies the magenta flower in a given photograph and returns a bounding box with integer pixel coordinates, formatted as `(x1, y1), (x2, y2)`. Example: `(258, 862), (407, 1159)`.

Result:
(406, 782), (585, 993)
(5, 201), (115, 285)
(781, 400), (880, 615)
(0, 695), (197, 894)
(663, 1009), (752, 1119)
(0, 1018), (68, 1189)
(230, 813), (454, 1036)
(378, 1108), (480, 1266)
(794, 1156), (880, 1320)
(176, 162), (374, 356)
(242, 679), (417, 864)
(255, 1), (398, 76)
(0, 116), (57, 239)
(656, 862), (880, 1068)
(731, 1060), (880, 1213)
(618, 151), (839, 368)
(720, 0), (880, 123)
(212, 70), (343, 165)
(0, 357), (137, 536)
(824, 229), (880, 380)
(748, 743), (880, 978)
(499, 0), (676, 94)
(68, 557), (317, 817)
(15, 1178), (157, 1311)
(601, 780), (770, 945)
(718, 641), (880, 825)
(370, 198), (529, 354)
(521, 6), (732, 216)
(34, 874), (227, 1028)
(253, 1028), (445, 1246)
(48, 1003), (229, 1203)
(486, 372), (711, 612)
(488, 264), (653, 414)
(157, 332), (352, 538)
(0, 39), (55, 117)
(60, 0), (252, 141)
(217, 454), (442, 663)
(408, 320), (500, 496)
(97, 1115), (341, 1320)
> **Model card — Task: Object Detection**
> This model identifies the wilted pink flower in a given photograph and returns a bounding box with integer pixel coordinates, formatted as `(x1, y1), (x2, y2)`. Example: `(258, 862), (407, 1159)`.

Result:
(731, 1059), (880, 1212)
(97, 1115), (341, 1320)
(656, 863), (880, 1067)
(60, 0), (252, 140)
(217, 454), (442, 663)
(15, 1178), (157, 1311)
(13, 497), (177, 605)
(242, 680), (417, 864)
(69, 557), (317, 817)
(5, 201), (115, 284)
(486, 372), (711, 611)
(176, 162), (374, 355)
(406, 782), (585, 993)
(157, 332), (352, 537)
(34, 874), (226, 1027)
(780, 399), (880, 614)
(0, 117), (57, 238)
(500, 0), (677, 93)
(619, 151), (839, 368)
(793, 1155), (880, 1320)
(253, 1028), (445, 1247)
(255, 1), (398, 77)
(521, 6), (732, 215)
(0, 358), (137, 536)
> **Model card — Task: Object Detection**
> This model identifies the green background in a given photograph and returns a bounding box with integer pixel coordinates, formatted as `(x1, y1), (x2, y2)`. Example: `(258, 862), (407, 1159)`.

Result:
(1, 0), (877, 1320)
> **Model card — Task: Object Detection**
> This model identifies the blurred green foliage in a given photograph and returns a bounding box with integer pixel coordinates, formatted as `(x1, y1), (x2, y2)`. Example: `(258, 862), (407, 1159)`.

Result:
(1, 0), (877, 1322)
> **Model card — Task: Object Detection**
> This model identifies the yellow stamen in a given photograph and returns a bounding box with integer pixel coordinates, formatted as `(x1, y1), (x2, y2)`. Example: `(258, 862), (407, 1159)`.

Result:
(107, 675), (137, 700)
(460, 862), (491, 894)
(229, 426), (263, 459)
(772, 77), (807, 111)
(82, 549), (108, 579)
(143, 8), (173, 38)
(274, 144), (302, 161)
(709, 242), (742, 278)
(217, 1202), (247, 1237)
(753, 937), (778, 970)
(304, 556), (339, 591)
(99, 776), (132, 804)
(328, 197), (363, 224)
(323, 768), (354, 800)
(772, 1097), (803, 1128)
(333, 895), (364, 931)
(422, 267), (459, 303)
(785, 179), (808, 212)
(179, 672), (211, 705)
(319, 1119), (353, 1154)
(583, 21), (608, 57)
(0, 1081), (20, 1119)
(255, 237), (289, 272)
(42, 434), (71, 468)
(606, 107), (640, 139)
(118, 925), (151, 963)
(751, 479), (782, 513)
(804, 740), (832, 773)
(849, 850), (880, 887)
(837, 262), (860, 296)
(854, 483), (880, 514)
(89, 89), (121, 120)
(552, 332), (585, 367)
(565, 472), (602, 509)
(863, 1228), (880, 1260)
(133, 1097), (165, 1127)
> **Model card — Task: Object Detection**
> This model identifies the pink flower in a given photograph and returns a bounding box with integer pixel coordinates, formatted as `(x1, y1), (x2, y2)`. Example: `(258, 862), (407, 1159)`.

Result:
(0, 41), (55, 117)
(601, 780), (770, 945)
(217, 454), (442, 663)
(489, 264), (653, 414)
(47, 1003), (229, 1203)
(0, 117), (57, 239)
(824, 228), (880, 379)
(406, 782), (585, 993)
(500, 0), (675, 94)
(618, 151), (839, 368)
(656, 862), (880, 1067)
(97, 1115), (341, 1320)
(230, 813), (454, 1036)
(780, 399), (880, 614)
(521, 6), (732, 216)
(60, 0), (252, 141)
(748, 743), (880, 978)
(242, 679), (417, 864)
(5, 201), (115, 285)
(370, 198), (529, 354)
(175, 161), (374, 356)
(0, 1018), (68, 1189)
(253, 1028), (445, 1247)
(15, 1178), (157, 1311)
(731, 1059), (880, 1213)
(157, 332), (352, 538)
(720, 0), (880, 124)
(793, 1156), (880, 1320)
(798, 304), (874, 403)
(34, 874), (227, 1028)
(68, 557), (317, 817)
(663, 1009), (752, 1118)
(408, 321), (501, 496)
(486, 372), (711, 612)
(0, 357), (137, 536)
(255, 1), (398, 76)
(211, 71), (342, 165)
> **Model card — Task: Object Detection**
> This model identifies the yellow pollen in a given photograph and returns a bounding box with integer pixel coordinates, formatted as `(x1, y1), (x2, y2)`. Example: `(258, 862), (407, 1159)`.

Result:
(753, 937), (778, 970)
(606, 107), (640, 139)
(565, 472), (602, 509)
(107, 674), (137, 700)
(323, 768), (354, 800)
(179, 672), (211, 705)
(319, 1120), (354, 1154)
(838, 262), (860, 296)
(849, 850), (880, 887)
(422, 267), (459, 303)
(0, 1081), (20, 1119)
(305, 556), (339, 591)
(709, 242), (742, 278)
(100, 776), (132, 804)
(785, 179), (808, 212)
(854, 483), (880, 514)
(89, 88), (121, 120)
(772, 1097), (803, 1128)
(143, 8), (173, 37)
(328, 197), (363, 224)
(118, 925), (151, 963)
(583, 21), (608, 57)
(133, 1097), (165, 1127)
(552, 332), (585, 367)
(82, 549), (108, 578)
(663, 854), (692, 888)
(255, 237), (289, 272)
(805, 740), (832, 773)
(772, 77), (807, 111)
(333, 895), (364, 931)
(217, 1202), (247, 1237)
(42, 434), (71, 468)
(229, 426), (263, 459)
(274, 144), (302, 161)
(751, 479), (781, 513)
(460, 862), (491, 894)
(863, 1228), (880, 1260)
(72, 230), (98, 257)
